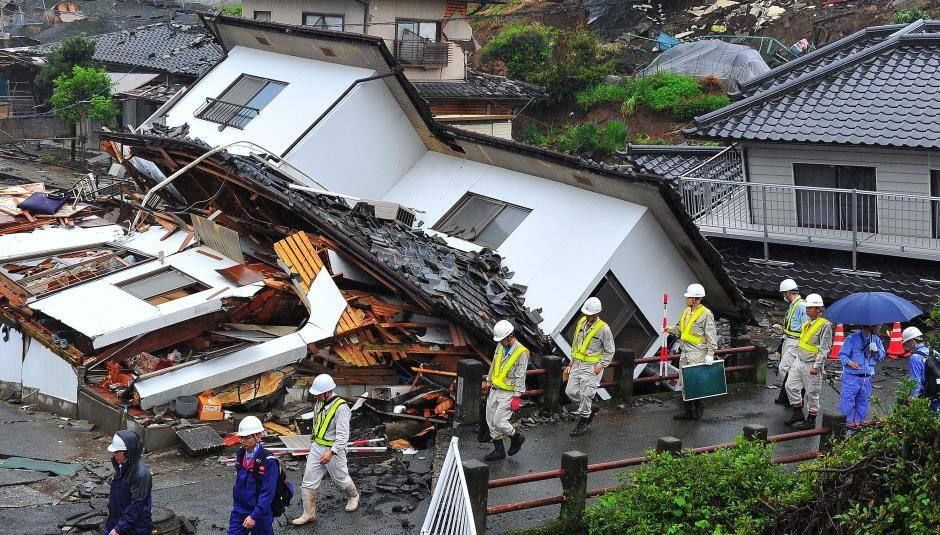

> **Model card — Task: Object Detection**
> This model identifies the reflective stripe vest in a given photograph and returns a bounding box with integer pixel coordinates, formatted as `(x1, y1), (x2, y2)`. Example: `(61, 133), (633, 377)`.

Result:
(491, 344), (528, 391)
(313, 397), (347, 447)
(784, 298), (804, 338)
(798, 318), (828, 354)
(572, 317), (608, 363)
(679, 306), (709, 345)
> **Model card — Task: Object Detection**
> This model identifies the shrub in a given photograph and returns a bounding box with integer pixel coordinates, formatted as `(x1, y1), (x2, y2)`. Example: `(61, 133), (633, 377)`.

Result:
(893, 8), (928, 24)
(221, 5), (243, 16)
(34, 34), (96, 103)
(39, 153), (57, 164)
(672, 93), (731, 121)
(525, 121), (627, 159)
(576, 83), (631, 110)
(633, 72), (701, 113)
(632, 134), (668, 145)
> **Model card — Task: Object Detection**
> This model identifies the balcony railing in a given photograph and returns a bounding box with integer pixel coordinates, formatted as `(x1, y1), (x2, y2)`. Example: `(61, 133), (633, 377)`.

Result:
(195, 97), (260, 129)
(394, 39), (449, 67)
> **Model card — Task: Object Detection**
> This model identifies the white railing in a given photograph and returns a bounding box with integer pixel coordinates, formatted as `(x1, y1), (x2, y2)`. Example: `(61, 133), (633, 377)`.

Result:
(679, 177), (940, 264)
(677, 145), (747, 219)
(421, 436), (476, 535)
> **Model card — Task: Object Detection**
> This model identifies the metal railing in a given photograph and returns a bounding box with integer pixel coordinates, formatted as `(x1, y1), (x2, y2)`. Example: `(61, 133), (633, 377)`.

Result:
(194, 97), (260, 129)
(679, 176), (940, 266)
(394, 39), (450, 67)
(677, 144), (746, 220)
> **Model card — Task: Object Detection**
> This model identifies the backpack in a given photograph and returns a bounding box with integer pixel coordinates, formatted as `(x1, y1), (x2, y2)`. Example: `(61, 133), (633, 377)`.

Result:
(237, 447), (295, 517)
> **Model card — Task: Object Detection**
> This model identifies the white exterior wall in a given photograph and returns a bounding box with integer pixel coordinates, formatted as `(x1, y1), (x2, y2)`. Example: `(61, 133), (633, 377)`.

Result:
(0, 324), (25, 385)
(244, 0), (367, 32)
(447, 120), (513, 140)
(22, 337), (78, 404)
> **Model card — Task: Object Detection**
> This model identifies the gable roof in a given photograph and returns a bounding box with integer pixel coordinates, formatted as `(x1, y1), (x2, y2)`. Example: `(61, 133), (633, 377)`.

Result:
(412, 69), (547, 102)
(686, 20), (940, 149)
(620, 144), (724, 180)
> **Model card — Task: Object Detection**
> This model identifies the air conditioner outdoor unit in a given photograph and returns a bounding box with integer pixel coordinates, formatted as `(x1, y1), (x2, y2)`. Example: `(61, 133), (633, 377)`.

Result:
(361, 200), (417, 227)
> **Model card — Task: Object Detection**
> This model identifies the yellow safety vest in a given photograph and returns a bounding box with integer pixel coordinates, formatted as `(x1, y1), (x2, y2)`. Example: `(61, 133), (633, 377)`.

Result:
(798, 318), (828, 354)
(679, 306), (709, 345)
(491, 344), (528, 391)
(784, 298), (804, 338)
(572, 317), (608, 363)
(313, 397), (347, 447)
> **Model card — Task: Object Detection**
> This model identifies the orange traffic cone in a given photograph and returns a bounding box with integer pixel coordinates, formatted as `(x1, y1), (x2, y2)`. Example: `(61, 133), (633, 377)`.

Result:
(887, 322), (905, 359)
(828, 324), (844, 360)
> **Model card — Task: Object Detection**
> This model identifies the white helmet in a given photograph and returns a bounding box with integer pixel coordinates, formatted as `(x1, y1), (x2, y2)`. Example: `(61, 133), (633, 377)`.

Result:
(492, 320), (514, 342)
(683, 283), (706, 298)
(309, 374), (337, 396)
(805, 293), (825, 307)
(107, 433), (127, 453)
(581, 297), (602, 315)
(779, 279), (798, 292)
(237, 415), (265, 437)
(902, 326), (923, 343)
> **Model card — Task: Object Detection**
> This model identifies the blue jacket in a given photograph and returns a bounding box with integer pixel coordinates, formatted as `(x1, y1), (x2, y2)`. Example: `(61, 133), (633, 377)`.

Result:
(103, 430), (152, 535)
(232, 445), (279, 521)
(910, 344), (938, 397)
(839, 331), (885, 376)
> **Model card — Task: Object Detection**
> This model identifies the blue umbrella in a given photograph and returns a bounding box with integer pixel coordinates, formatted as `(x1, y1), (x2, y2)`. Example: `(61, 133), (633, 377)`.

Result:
(823, 292), (923, 325)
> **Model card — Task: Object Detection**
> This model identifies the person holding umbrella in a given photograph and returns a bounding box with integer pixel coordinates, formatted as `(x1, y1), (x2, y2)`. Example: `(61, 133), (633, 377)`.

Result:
(838, 324), (886, 433)
(784, 293), (832, 430)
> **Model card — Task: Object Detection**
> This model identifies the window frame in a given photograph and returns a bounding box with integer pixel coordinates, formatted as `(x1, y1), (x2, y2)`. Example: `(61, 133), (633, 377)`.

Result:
(195, 74), (288, 130)
(432, 193), (531, 248)
(302, 12), (345, 31)
(931, 170), (940, 239)
(395, 19), (441, 42)
(792, 163), (878, 233)
(253, 10), (271, 21)
(116, 266), (209, 305)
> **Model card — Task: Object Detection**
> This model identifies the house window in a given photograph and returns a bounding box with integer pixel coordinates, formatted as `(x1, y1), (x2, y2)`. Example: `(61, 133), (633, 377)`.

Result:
(793, 163), (877, 233)
(117, 267), (209, 305)
(432, 193), (530, 248)
(394, 20), (448, 66)
(303, 13), (344, 30)
(396, 20), (439, 41)
(562, 272), (656, 358)
(253, 11), (271, 21)
(195, 74), (287, 129)
(931, 170), (940, 239)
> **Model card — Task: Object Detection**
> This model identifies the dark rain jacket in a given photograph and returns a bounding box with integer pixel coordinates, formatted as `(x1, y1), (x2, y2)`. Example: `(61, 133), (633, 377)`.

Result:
(231, 445), (279, 522)
(103, 430), (153, 535)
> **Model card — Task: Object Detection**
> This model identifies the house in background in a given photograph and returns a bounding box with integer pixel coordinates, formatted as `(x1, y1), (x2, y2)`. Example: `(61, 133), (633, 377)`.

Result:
(135, 15), (749, 363)
(631, 20), (940, 309)
(239, 0), (546, 138)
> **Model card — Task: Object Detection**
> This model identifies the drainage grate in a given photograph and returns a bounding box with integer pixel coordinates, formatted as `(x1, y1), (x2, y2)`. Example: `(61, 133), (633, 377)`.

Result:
(176, 426), (225, 456)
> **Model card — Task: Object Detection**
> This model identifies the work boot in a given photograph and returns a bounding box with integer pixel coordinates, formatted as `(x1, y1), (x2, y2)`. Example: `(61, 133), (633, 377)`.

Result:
(291, 489), (317, 525)
(569, 417), (589, 437)
(673, 401), (696, 420)
(344, 484), (360, 512)
(508, 431), (526, 456)
(784, 406), (805, 426)
(484, 439), (506, 461)
(693, 400), (705, 419)
(774, 374), (790, 405)
(586, 407), (599, 425)
(794, 413), (817, 431)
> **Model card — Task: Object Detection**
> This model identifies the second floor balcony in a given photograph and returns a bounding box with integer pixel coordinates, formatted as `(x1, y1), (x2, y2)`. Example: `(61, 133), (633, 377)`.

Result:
(393, 39), (450, 67)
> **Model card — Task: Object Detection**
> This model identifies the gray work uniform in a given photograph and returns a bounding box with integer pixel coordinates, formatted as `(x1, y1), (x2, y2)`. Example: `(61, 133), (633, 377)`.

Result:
(485, 340), (529, 440)
(778, 297), (807, 381)
(301, 397), (355, 492)
(785, 319), (833, 413)
(564, 317), (615, 417)
(674, 306), (718, 367)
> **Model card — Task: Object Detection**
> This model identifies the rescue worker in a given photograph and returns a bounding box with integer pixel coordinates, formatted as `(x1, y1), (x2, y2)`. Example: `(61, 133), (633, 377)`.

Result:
(774, 279), (807, 406)
(664, 283), (718, 420)
(565, 297), (615, 437)
(838, 324), (885, 433)
(292, 373), (358, 525)
(784, 293), (833, 430)
(102, 430), (152, 535)
(229, 416), (279, 535)
(482, 320), (529, 461)
(902, 327), (940, 413)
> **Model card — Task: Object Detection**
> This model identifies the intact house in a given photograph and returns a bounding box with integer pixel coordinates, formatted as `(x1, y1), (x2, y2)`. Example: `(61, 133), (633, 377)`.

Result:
(622, 20), (940, 311)
(239, 0), (547, 138)
(131, 15), (749, 367)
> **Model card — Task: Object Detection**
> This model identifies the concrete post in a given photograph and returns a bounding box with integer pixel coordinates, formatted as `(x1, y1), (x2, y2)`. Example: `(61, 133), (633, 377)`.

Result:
(559, 451), (588, 528)
(462, 459), (489, 534)
(656, 437), (682, 454)
(456, 359), (484, 425)
(751, 344), (768, 385)
(613, 349), (635, 401)
(820, 412), (847, 454)
(743, 424), (769, 442)
(541, 355), (563, 413)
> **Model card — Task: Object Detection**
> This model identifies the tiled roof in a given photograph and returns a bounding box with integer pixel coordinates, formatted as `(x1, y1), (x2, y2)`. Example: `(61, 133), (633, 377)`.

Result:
(712, 237), (940, 313)
(33, 22), (223, 77)
(620, 144), (725, 180)
(686, 20), (940, 149)
(412, 69), (548, 101)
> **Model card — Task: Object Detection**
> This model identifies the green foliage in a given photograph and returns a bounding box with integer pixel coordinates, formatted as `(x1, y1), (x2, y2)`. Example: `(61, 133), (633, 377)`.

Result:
(481, 23), (612, 103)
(585, 437), (800, 535)
(220, 5), (243, 16)
(523, 121), (627, 159)
(34, 34), (96, 103)
(576, 83), (631, 110)
(51, 65), (117, 155)
(39, 153), (57, 164)
(672, 93), (732, 121)
(577, 73), (730, 121)
(893, 8), (928, 24)
(632, 134), (668, 145)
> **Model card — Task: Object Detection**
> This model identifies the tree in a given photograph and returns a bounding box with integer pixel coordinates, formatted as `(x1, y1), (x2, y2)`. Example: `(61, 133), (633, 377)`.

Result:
(51, 65), (117, 157)
(35, 34), (97, 104)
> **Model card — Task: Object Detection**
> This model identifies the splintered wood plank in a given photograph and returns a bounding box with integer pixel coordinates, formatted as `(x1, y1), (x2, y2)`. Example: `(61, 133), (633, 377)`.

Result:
(273, 241), (311, 292)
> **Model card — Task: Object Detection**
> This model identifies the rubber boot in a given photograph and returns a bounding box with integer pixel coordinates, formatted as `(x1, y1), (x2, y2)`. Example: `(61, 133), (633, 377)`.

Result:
(569, 417), (589, 437)
(291, 489), (317, 525)
(794, 413), (817, 431)
(508, 431), (526, 456)
(484, 439), (506, 461)
(693, 400), (705, 419)
(784, 406), (805, 426)
(673, 401), (696, 420)
(344, 483), (360, 512)
(586, 407), (598, 425)
(774, 373), (790, 405)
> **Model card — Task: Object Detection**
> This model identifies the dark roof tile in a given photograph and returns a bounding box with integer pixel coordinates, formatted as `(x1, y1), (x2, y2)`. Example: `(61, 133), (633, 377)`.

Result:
(412, 70), (547, 101)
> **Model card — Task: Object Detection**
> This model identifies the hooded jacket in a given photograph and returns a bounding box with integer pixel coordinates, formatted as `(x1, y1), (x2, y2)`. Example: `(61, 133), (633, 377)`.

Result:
(103, 430), (152, 535)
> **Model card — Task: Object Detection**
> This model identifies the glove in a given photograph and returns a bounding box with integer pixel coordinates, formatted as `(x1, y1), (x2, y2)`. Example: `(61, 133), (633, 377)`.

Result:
(510, 396), (522, 412)
(705, 354), (715, 365)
